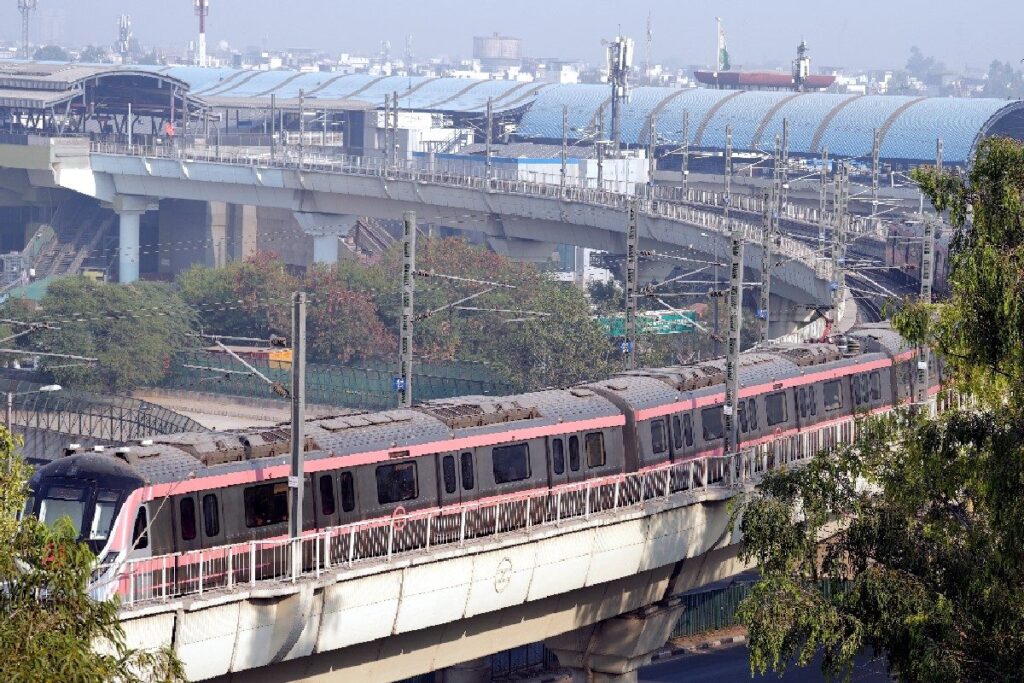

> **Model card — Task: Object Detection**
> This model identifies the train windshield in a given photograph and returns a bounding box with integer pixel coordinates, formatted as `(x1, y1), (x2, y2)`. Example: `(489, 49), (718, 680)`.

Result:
(39, 485), (88, 533)
(37, 485), (120, 542)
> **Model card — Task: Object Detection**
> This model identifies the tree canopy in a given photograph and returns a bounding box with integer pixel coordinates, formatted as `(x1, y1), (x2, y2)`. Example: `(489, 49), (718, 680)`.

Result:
(26, 277), (194, 393)
(0, 431), (182, 681)
(181, 239), (618, 392)
(735, 136), (1024, 682)
(32, 45), (71, 62)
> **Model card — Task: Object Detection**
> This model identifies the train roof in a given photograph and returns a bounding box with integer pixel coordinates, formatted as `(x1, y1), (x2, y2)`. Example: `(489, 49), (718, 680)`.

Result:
(41, 324), (908, 487)
(98, 386), (621, 486)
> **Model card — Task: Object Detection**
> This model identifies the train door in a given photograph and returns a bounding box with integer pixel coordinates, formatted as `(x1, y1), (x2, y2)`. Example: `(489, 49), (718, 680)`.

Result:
(198, 492), (225, 549)
(547, 436), (569, 487)
(566, 433), (585, 484)
(174, 494), (202, 554)
(314, 473), (340, 529)
(437, 452), (462, 508)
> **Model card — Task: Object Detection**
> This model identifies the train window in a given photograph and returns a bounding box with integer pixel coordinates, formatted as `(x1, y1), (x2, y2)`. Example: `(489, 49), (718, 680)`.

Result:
(869, 372), (881, 401)
(319, 475), (336, 516)
(824, 380), (843, 411)
(586, 432), (606, 467)
(89, 490), (119, 541)
(683, 414), (694, 447)
(39, 486), (86, 534)
(442, 455), (457, 494)
(132, 507), (148, 550)
(340, 472), (355, 512)
(376, 462), (419, 504)
(798, 388), (808, 419)
(737, 401), (748, 433)
(569, 436), (581, 471)
(460, 452), (475, 490)
(650, 421), (667, 454)
(551, 438), (565, 475)
(493, 443), (531, 484)
(766, 392), (788, 426)
(809, 386), (817, 416)
(671, 415), (683, 450)
(180, 498), (197, 541)
(244, 482), (288, 528)
(748, 399), (759, 430)
(202, 494), (220, 538)
(702, 406), (724, 441)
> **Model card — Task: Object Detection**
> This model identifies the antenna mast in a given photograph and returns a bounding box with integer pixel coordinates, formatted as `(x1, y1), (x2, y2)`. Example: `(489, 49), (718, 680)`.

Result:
(606, 34), (633, 154)
(18, 0), (38, 60)
(194, 0), (209, 67)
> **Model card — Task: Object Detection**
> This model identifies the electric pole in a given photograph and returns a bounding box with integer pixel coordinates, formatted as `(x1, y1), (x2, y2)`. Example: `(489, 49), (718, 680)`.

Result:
(392, 90), (400, 165)
(298, 88), (305, 167)
(288, 290), (307, 569)
(485, 97), (494, 182)
(759, 134), (782, 346)
(723, 124), (745, 459)
(759, 187), (772, 346)
(832, 161), (849, 317)
(916, 140), (941, 405)
(399, 211), (417, 408)
(780, 118), (790, 212)
(681, 110), (690, 198)
(818, 147), (829, 254)
(383, 94), (391, 164)
(561, 104), (569, 193)
(647, 113), (657, 195)
(871, 128), (881, 237)
(270, 93), (277, 161)
(714, 126), (734, 357)
(624, 198), (639, 370)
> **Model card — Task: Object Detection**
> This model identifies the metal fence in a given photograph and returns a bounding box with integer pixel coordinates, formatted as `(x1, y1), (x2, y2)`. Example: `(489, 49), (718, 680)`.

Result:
(0, 376), (207, 458)
(91, 442), (813, 608)
(161, 350), (513, 411)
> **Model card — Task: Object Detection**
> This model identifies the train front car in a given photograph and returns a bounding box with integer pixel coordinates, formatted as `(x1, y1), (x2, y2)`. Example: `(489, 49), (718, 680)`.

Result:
(27, 453), (145, 559)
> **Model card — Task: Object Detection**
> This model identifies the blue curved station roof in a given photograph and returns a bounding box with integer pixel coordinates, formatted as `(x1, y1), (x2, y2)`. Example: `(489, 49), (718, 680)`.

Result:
(516, 86), (1024, 164)
(103, 65), (1024, 164)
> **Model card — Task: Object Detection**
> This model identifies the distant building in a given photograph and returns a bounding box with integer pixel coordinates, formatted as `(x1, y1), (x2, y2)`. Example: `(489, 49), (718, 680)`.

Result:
(473, 33), (522, 72)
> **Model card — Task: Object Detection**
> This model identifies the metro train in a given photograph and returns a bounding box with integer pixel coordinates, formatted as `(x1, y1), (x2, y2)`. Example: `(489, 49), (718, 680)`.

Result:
(26, 323), (941, 570)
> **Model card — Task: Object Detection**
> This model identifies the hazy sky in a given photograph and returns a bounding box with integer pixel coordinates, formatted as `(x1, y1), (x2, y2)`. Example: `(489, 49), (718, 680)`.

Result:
(2, 0), (1020, 71)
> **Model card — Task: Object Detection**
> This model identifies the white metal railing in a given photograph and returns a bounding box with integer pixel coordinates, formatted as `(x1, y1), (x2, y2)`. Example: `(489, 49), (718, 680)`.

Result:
(89, 412), (924, 609)
(88, 141), (829, 279)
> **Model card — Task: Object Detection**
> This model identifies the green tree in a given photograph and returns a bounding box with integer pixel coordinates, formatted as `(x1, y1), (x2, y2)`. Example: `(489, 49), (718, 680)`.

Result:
(906, 46), (945, 81)
(734, 136), (1024, 682)
(178, 253), (297, 340)
(304, 264), (397, 364)
(0, 431), (183, 681)
(79, 45), (110, 63)
(982, 60), (1024, 99)
(23, 277), (193, 392)
(32, 45), (71, 62)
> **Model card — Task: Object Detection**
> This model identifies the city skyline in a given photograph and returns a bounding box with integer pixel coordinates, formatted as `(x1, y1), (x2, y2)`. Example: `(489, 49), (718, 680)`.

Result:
(1, 0), (1021, 71)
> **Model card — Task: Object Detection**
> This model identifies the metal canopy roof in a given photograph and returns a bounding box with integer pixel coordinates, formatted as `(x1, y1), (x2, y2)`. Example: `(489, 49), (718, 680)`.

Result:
(517, 86), (1024, 164)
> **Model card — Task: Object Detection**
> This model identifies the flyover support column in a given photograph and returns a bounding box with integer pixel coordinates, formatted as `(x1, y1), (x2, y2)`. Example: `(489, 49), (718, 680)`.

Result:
(112, 196), (156, 284)
(292, 212), (360, 266)
(546, 598), (686, 683)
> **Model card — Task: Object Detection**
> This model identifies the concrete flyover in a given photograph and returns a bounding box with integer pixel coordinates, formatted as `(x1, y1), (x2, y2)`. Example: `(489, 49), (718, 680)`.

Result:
(0, 137), (835, 339)
(105, 455), (772, 683)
